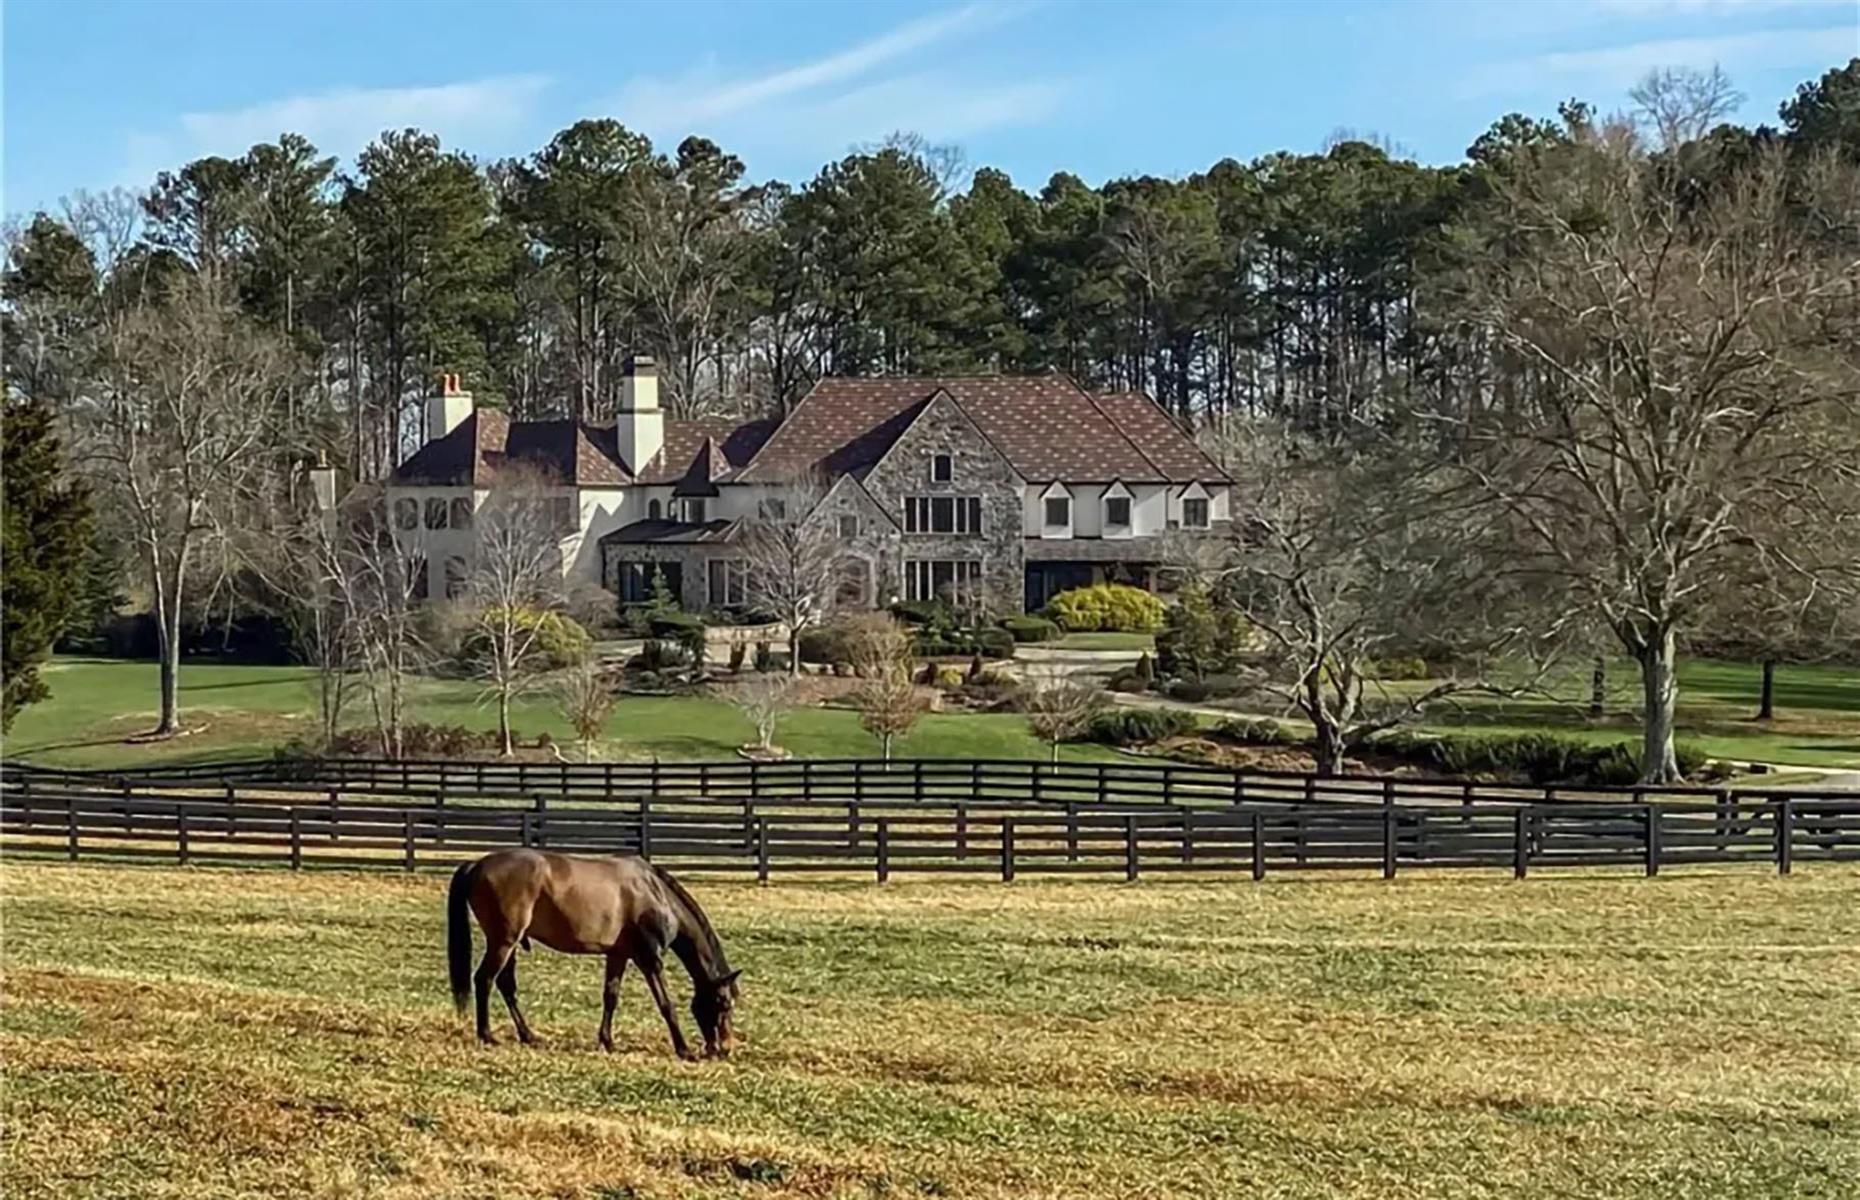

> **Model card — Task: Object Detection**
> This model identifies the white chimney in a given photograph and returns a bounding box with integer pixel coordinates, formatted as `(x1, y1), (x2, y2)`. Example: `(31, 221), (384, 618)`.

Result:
(616, 355), (663, 473)
(425, 373), (474, 443)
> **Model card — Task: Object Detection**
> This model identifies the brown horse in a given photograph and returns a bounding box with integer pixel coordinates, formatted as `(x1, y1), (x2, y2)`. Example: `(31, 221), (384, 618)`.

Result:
(446, 849), (740, 1059)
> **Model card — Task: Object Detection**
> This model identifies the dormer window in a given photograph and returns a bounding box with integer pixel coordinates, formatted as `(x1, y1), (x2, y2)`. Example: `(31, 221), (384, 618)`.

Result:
(931, 453), (953, 483)
(1105, 496), (1131, 528)
(1044, 496), (1070, 528)
(1182, 498), (1210, 528)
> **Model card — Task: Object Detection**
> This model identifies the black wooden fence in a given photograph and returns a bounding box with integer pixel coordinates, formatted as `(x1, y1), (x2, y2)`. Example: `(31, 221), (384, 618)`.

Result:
(3, 757), (1855, 880)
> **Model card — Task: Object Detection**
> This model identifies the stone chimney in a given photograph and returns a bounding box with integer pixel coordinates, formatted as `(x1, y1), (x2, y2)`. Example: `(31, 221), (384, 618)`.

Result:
(426, 373), (474, 444)
(616, 355), (663, 473)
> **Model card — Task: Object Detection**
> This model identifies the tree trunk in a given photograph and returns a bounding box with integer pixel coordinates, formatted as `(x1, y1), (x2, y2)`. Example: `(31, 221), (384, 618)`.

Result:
(148, 542), (189, 737)
(1633, 627), (1681, 782)
(1756, 660), (1776, 721)
(1589, 655), (1606, 717)
(1050, 740), (1060, 764)
(882, 732), (893, 762)
(498, 688), (514, 757)
(788, 629), (802, 678)
(1311, 719), (1345, 777)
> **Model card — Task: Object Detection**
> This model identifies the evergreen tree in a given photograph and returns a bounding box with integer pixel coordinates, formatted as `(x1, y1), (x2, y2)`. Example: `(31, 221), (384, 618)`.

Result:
(2, 396), (92, 729)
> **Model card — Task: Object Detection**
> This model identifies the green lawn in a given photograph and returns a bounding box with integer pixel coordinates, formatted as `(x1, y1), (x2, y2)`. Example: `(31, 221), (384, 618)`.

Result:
(4, 862), (1855, 1198)
(4, 657), (1127, 769)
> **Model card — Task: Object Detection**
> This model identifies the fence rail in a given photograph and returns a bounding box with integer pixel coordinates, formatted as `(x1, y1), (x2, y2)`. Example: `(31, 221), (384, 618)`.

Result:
(4, 768), (1855, 880)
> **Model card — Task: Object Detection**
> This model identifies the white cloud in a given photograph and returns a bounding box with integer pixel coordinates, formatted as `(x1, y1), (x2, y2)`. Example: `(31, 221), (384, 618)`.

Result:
(608, 3), (1062, 164)
(1589, 0), (1853, 15)
(1464, 24), (1858, 94)
(120, 74), (551, 181)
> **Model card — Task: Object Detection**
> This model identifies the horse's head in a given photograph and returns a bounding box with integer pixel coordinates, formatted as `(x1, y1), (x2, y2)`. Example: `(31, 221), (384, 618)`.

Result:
(691, 969), (742, 1058)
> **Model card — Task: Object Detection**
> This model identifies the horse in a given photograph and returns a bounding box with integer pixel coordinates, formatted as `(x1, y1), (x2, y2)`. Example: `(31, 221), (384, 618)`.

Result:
(446, 849), (741, 1060)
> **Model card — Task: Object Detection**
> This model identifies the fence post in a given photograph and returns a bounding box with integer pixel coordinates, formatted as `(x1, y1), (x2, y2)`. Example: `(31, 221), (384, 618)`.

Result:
(434, 785), (447, 848)
(177, 806), (190, 866)
(327, 789), (340, 841)
(605, 762), (616, 797)
(1513, 808), (1528, 879)
(520, 811), (533, 849)
(1382, 807), (1397, 880)
(756, 817), (770, 884)
(66, 797), (79, 861)
(640, 800), (653, 859)
(1163, 766), (1176, 806)
(956, 804), (969, 861)
(289, 808), (302, 871)
(1001, 819), (1015, 883)
(913, 759), (925, 804)
(403, 812), (416, 872)
(1066, 802), (1079, 862)
(848, 802), (861, 851)
(1124, 814), (1139, 882)
(1776, 800), (1793, 876)
(1644, 804), (1660, 878)
(876, 819), (891, 884)
(532, 794), (549, 849)
(1180, 807), (1193, 864)
(1251, 810), (1265, 882)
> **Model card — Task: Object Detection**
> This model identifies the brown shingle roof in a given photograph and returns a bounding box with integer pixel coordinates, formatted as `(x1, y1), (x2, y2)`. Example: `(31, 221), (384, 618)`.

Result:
(389, 411), (776, 488)
(1092, 392), (1229, 483)
(740, 374), (1221, 484)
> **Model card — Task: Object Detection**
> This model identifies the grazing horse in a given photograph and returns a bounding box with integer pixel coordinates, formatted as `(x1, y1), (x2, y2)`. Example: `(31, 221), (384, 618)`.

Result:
(446, 849), (741, 1059)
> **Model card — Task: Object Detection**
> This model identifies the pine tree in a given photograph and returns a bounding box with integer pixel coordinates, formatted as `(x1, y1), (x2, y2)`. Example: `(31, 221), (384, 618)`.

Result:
(2, 396), (92, 729)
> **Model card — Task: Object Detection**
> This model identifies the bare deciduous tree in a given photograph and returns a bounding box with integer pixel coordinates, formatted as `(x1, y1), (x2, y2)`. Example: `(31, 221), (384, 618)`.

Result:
(731, 672), (797, 755)
(555, 658), (618, 761)
(1448, 132), (1860, 779)
(846, 614), (923, 761)
(467, 470), (571, 755)
(1190, 418), (1570, 776)
(1629, 65), (1744, 150)
(738, 474), (847, 677)
(1022, 670), (1106, 763)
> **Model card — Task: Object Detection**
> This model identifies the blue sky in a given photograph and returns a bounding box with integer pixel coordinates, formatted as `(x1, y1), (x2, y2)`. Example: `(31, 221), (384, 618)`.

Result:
(4, 0), (1856, 217)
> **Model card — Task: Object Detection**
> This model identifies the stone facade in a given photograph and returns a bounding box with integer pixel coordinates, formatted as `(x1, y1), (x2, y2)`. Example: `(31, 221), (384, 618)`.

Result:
(860, 394), (1025, 616)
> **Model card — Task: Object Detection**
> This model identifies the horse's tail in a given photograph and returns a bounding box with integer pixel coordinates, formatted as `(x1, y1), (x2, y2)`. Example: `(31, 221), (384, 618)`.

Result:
(447, 860), (479, 1016)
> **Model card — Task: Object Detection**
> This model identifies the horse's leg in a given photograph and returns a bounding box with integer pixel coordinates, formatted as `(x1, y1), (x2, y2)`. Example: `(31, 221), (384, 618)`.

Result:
(597, 954), (627, 1052)
(495, 956), (537, 1046)
(473, 937), (517, 1045)
(637, 951), (695, 1061)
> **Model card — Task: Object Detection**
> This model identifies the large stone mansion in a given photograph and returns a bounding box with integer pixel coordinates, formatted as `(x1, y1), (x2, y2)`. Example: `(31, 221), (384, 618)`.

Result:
(388, 359), (1231, 616)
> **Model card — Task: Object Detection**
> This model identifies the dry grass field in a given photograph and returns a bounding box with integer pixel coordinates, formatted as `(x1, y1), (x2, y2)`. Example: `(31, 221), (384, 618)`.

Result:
(3, 861), (1857, 1198)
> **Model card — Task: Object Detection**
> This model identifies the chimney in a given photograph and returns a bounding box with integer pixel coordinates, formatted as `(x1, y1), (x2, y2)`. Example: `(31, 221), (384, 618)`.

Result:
(425, 372), (474, 444)
(616, 355), (663, 473)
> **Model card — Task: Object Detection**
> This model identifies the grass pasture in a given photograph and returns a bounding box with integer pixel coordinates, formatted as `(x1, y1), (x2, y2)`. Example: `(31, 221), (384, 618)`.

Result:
(3, 861), (1856, 1198)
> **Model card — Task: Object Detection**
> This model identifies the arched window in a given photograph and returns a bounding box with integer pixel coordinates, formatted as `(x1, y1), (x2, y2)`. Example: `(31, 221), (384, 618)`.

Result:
(648, 498), (662, 520)
(444, 556), (468, 600)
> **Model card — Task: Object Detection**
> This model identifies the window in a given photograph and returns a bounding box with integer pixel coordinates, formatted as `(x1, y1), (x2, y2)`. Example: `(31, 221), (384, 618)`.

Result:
(617, 561), (684, 603)
(444, 555), (468, 600)
(903, 495), (982, 535)
(1044, 496), (1071, 529)
(931, 453), (953, 483)
(905, 559), (983, 606)
(707, 558), (749, 607)
(1182, 497), (1210, 529)
(758, 497), (787, 521)
(648, 498), (663, 520)
(407, 554), (429, 602)
(550, 496), (575, 534)
(394, 497), (418, 531)
(682, 498), (707, 523)
(838, 514), (859, 539)
(424, 498), (449, 530)
(449, 497), (473, 530)
(1105, 496), (1131, 527)
(837, 557), (871, 607)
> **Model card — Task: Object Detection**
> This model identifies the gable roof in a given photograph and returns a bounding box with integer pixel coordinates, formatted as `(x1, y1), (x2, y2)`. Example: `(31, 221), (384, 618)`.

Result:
(389, 411), (776, 489)
(739, 374), (1227, 484)
(1090, 392), (1228, 483)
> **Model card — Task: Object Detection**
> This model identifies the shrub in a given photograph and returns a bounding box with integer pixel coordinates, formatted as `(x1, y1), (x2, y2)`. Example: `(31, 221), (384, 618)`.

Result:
(648, 611), (707, 657)
(1044, 584), (1165, 634)
(1087, 706), (1195, 746)
(1166, 678), (1211, 703)
(1000, 614), (1060, 643)
(1107, 670), (1149, 694)
(891, 599), (956, 629)
(1367, 656), (1430, 681)
(1133, 651), (1155, 683)
(797, 625), (846, 665)
(1199, 672), (1248, 698)
(933, 666), (966, 691)
(975, 628), (1016, 660)
(728, 642), (747, 673)
(461, 608), (592, 671)
(1367, 730), (1712, 785)
(1215, 717), (1290, 746)
(629, 639), (690, 671)
(754, 642), (773, 672)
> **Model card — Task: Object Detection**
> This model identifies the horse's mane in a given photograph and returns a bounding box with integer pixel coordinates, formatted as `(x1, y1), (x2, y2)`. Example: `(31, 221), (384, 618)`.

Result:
(650, 862), (730, 977)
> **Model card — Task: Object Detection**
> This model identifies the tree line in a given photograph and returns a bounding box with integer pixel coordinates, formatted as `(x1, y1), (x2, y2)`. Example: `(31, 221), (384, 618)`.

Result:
(3, 59), (1858, 780)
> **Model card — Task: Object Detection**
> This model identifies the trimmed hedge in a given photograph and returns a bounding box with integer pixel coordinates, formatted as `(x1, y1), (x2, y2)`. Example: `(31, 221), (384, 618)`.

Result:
(461, 608), (592, 670)
(1000, 614), (1060, 643)
(1086, 706), (1196, 746)
(1369, 730), (1708, 786)
(975, 628), (1016, 660)
(1044, 584), (1165, 634)
(1214, 717), (1291, 746)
